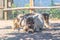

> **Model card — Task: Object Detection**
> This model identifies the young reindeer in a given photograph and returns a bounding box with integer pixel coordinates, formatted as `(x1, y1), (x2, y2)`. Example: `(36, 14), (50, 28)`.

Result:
(19, 13), (52, 32)
(13, 13), (52, 33)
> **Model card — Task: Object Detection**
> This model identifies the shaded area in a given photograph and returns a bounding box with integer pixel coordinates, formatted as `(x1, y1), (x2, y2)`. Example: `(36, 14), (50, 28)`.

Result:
(0, 20), (60, 40)
(51, 23), (60, 27)
(50, 23), (60, 30)
(5, 32), (53, 40)
(2, 31), (60, 40)
(0, 26), (12, 29)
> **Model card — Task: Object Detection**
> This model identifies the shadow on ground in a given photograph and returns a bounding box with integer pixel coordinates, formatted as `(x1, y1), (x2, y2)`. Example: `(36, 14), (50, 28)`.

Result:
(0, 26), (12, 29)
(50, 23), (60, 31)
(51, 23), (60, 27)
(5, 31), (60, 40)
(0, 22), (60, 40)
(5, 32), (53, 40)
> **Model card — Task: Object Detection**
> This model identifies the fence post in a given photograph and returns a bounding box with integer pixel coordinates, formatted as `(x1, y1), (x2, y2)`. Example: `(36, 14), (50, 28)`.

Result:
(30, 0), (34, 13)
(4, 0), (8, 20)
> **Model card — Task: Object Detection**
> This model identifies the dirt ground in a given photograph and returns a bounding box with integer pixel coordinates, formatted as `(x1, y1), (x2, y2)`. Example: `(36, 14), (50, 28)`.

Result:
(0, 20), (60, 40)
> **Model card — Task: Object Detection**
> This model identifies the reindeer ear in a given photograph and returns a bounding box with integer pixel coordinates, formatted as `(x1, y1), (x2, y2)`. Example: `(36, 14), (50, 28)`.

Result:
(33, 15), (38, 19)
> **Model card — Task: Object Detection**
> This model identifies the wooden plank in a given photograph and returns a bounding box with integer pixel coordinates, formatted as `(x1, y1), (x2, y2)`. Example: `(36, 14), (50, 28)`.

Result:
(3, 6), (60, 11)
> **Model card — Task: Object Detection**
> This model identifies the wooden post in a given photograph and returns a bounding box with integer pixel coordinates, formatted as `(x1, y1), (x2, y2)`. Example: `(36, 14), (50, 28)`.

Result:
(30, 0), (34, 13)
(4, 11), (8, 20)
(4, 0), (8, 20)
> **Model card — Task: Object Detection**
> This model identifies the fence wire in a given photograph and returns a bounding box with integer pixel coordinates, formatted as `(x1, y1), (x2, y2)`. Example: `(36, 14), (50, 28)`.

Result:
(5, 8), (60, 20)
(0, 8), (60, 20)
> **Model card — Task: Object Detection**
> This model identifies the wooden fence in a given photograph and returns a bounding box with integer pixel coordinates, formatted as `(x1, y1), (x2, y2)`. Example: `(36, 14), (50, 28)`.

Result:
(3, 6), (60, 20)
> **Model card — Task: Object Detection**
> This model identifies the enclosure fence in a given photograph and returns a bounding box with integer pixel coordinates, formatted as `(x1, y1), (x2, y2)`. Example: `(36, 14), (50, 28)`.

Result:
(2, 6), (60, 20)
(0, 0), (60, 20)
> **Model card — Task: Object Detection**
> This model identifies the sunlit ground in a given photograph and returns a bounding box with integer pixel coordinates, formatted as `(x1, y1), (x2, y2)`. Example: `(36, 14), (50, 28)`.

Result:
(0, 20), (60, 40)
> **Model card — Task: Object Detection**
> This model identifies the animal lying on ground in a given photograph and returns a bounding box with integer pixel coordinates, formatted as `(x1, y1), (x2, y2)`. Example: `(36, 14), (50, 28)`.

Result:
(13, 13), (51, 32)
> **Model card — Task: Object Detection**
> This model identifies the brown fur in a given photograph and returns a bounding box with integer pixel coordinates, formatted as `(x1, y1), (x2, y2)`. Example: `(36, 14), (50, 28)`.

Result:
(13, 18), (20, 29)
(13, 14), (30, 32)
(13, 14), (24, 29)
